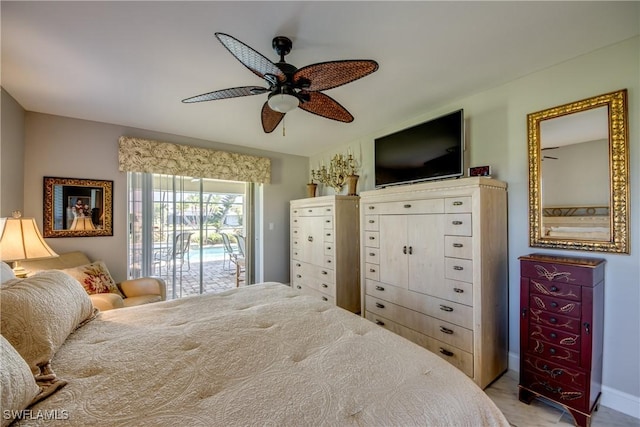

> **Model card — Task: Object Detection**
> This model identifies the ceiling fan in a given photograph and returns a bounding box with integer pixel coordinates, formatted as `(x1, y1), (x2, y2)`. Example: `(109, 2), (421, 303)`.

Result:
(182, 33), (379, 133)
(541, 146), (559, 160)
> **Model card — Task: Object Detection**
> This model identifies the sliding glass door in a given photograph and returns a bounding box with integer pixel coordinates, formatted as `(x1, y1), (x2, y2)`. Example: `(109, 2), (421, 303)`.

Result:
(128, 173), (250, 299)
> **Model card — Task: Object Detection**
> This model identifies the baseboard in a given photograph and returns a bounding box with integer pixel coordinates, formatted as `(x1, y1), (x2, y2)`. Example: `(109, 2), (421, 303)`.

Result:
(508, 351), (640, 420)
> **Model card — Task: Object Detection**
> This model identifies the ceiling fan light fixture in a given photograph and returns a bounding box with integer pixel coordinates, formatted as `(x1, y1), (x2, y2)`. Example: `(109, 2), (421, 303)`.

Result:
(268, 92), (299, 113)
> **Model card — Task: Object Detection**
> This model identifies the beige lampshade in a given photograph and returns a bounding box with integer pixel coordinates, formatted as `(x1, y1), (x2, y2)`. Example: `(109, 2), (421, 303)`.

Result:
(0, 212), (58, 265)
(70, 217), (96, 230)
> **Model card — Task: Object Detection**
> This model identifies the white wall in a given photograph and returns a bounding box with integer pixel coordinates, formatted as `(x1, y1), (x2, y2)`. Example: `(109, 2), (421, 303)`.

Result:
(20, 112), (309, 284)
(310, 36), (640, 417)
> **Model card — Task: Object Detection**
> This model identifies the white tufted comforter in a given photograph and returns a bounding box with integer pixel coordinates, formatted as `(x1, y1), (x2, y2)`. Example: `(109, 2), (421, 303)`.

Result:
(18, 283), (509, 426)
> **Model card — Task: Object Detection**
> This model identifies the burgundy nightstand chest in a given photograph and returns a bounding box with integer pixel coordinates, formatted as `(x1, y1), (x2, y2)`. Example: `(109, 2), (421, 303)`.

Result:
(518, 254), (605, 427)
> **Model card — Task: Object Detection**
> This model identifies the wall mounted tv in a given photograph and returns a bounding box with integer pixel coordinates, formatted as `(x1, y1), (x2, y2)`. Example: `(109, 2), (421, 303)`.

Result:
(374, 109), (464, 188)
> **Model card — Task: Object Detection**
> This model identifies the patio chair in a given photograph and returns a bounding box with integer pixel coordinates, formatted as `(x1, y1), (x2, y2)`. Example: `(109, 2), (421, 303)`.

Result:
(154, 231), (194, 272)
(235, 234), (246, 286)
(221, 233), (239, 270)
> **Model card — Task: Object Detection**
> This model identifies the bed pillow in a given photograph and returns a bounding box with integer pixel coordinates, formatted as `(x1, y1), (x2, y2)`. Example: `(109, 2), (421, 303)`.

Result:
(1, 261), (16, 283)
(62, 260), (124, 297)
(0, 335), (41, 427)
(0, 270), (97, 377)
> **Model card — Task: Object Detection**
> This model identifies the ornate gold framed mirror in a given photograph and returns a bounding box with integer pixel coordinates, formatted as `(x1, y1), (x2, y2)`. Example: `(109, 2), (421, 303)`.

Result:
(43, 177), (113, 237)
(528, 89), (629, 254)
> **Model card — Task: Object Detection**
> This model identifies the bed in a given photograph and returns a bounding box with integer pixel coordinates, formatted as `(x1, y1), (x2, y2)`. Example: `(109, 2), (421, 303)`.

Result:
(1, 269), (508, 426)
(542, 206), (611, 240)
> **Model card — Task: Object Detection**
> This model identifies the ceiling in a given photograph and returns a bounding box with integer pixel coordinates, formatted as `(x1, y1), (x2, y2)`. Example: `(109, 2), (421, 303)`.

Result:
(2, 2), (638, 157)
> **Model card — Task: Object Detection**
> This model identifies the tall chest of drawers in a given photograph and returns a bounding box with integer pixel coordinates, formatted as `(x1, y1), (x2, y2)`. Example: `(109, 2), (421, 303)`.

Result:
(359, 177), (508, 388)
(519, 254), (605, 427)
(290, 195), (360, 313)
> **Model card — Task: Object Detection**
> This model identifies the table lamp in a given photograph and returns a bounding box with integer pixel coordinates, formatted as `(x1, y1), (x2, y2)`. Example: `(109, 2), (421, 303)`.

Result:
(70, 216), (96, 230)
(0, 211), (58, 277)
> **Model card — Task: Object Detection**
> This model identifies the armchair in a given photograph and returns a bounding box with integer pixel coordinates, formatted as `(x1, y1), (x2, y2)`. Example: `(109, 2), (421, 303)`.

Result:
(19, 251), (166, 311)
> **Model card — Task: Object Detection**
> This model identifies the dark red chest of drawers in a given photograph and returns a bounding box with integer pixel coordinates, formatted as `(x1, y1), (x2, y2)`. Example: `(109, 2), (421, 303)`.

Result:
(519, 254), (605, 427)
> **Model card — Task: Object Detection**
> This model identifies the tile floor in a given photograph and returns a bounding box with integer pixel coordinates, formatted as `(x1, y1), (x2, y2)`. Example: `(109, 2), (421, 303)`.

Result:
(486, 370), (639, 426)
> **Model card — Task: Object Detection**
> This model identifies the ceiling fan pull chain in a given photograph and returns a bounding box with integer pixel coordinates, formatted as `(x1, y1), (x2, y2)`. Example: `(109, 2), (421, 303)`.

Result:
(283, 116), (286, 137)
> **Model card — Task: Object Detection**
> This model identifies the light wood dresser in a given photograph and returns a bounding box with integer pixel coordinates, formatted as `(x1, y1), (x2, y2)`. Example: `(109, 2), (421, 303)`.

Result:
(359, 177), (508, 388)
(290, 195), (360, 313)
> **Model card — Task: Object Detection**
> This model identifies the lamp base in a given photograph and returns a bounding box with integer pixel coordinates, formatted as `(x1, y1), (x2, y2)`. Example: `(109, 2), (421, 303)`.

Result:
(11, 262), (28, 278)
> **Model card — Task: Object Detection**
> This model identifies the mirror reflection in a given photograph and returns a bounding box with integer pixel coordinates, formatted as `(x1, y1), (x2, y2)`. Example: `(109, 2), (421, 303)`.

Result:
(528, 89), (629, 254)
(539, 106), (610, 241)
(43, 177), (113, 237)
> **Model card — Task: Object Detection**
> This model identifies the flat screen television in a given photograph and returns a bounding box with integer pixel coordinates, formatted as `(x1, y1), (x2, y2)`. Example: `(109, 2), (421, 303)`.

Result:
(374, 109), (464, 188)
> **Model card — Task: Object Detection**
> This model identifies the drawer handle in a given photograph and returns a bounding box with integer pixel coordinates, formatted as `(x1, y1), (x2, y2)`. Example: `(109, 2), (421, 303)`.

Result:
(439, 348), (454, 357)
(307, 236), (314, 242)
(296, 263), (301, 267)
(296, 285), (301, 290)
(293, 230), (298, 234)
(375, 285), (385, 291)
(368, 206), (375, 210)
(453, 243), (463, 248)
(453, 287), (464, 293)
(326, 208), (331, 211)
(293, 219), (298, 223)
(549, 348), (556, 355)
(321, 271), (328, 275)
(439, 305), (453, 312)
(322, 296), (328, 302)
(551, 302), (558, 308)
(325, 220), (330, 223)
(542, 382), (562, 395)
(321, 283), (328, 288)
(308, 209), (313, 212)
(293, 210), (298, 214)
(296, 274), (302, 278)
(326, 233), (331, 237)
(549, 317), (558, 324)
(375, 319), (385, 326)
(550, 285), (559, 292)
(550, 332), (557, 339)
(404, 204), (412, 208)
(327, 246), (332, 250)
(375, 302), (385, 309)
(327, 259), (332, 264)
(369, 252), (376, 256)
(368, 219), (375, 223)
(369, 268), (376, 273)
(453, 201), (463, 206)
(584, 322), (590, 335)
(453, 266), (464, 271)
(452, 220), (463, 225)
(369, 236), (376, 240)
(439, 326), (454, 335)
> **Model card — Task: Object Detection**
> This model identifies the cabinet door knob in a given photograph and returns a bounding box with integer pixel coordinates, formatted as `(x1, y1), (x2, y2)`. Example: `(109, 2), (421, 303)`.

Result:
(307, 236), (314, 242)
(403, 246), (407, 254)
(408, 246), (413, 255)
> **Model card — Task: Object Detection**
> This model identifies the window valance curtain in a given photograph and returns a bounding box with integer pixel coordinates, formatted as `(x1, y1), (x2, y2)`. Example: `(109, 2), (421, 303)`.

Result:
(118, 136), (271, 184)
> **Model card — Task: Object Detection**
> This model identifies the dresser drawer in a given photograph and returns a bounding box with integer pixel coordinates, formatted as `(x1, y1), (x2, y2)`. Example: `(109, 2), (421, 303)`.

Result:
(522, 353), (587, 389)
(521, 370), (588, 413)
(528, 278), (582, 302)
(295, 205), (333, 217)
(529, 294), (581, 319)
(444, 214), (472, 236)
(323, 229), (334, 242)
(528, 324), (580, 351)
(444, 236), (473, 259)
(364, 247), (379, 264)
(299, 285), (335, 304)
(365, 281), (472, 329)
(363, 199), (444, 215)
(324, 242), (334, 256)
(445, 197), (472, 213)
(445, 257), (473, 283)
(364, 215), (379, 231)
(528, 308), (581, 334)
(364, 231), (379, 248)
(365, 312), (473, 378)
(528, 337), (580, 368)
(430, 278), (473, 307)
(293, 260), (335, 284)
(520, 255), (604, 287)
(364, 303), (473, 354)
(365, 263), (380, 281)
(323, 256), (334, 269)
(323, 216), (333, 229)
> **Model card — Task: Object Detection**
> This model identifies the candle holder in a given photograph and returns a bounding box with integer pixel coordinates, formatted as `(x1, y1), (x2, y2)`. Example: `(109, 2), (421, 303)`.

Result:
(312, 151), (359, 194)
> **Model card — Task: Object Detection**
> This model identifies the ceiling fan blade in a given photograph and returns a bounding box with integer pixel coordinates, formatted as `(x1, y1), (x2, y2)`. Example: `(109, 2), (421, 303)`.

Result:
(293, 60), (378, 92)
(215, 33), (285, 82)
(182, 86), (268, 103)
(261, 102), (285, 133)
(298, 92), (354, 123)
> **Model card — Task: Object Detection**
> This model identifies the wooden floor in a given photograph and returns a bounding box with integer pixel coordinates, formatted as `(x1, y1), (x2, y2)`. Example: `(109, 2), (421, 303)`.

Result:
(486, 370), (639, 427)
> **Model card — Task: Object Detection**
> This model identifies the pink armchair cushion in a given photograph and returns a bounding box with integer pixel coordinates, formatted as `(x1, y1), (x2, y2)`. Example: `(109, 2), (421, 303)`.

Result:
(62, 261), (124, 297)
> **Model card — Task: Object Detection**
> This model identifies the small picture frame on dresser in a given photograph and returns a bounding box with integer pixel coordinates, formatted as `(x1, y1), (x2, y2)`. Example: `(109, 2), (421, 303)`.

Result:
(468, 165), (491, 177)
